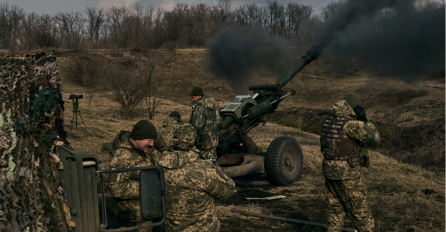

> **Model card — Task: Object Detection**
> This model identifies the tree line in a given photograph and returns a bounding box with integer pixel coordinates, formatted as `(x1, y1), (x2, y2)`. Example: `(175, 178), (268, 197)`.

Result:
(0, 0), (332, 51)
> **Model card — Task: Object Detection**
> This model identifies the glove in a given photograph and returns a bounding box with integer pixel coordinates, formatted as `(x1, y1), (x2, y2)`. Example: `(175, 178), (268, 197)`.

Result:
(360, 147), (370, 168)
(354, 105), (368, 122)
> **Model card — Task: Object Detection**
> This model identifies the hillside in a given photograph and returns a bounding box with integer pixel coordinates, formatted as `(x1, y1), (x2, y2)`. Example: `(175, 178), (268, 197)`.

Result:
(56, 48), (445, 231)
(59, 48), (444, 173)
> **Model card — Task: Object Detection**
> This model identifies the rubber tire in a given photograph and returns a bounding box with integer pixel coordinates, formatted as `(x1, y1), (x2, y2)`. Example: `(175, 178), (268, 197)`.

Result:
(265, 136), (303, 186)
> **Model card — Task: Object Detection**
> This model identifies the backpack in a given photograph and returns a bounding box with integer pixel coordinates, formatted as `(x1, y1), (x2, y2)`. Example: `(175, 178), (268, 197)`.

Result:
(200, 97), (218, 150)
(101, 130), (131, 154)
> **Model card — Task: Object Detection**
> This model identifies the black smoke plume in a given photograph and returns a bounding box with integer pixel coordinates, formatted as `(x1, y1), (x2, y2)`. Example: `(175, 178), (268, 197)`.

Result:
(202, 27), (295, 94)
(317, 0), (445, 80)
(204, 0), (445, 88)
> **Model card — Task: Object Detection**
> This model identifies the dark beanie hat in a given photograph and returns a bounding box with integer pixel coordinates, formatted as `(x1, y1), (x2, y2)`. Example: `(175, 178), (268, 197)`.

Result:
(130, 120), (157, 140)
(190, 87), (204, 96)
(343, 93), (362, 109)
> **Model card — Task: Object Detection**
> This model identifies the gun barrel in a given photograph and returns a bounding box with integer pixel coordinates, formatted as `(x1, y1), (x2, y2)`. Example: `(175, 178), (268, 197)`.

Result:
(276, 44), (323, 90)
(249, 84), (278, 91)
(276, 57), (310, 90)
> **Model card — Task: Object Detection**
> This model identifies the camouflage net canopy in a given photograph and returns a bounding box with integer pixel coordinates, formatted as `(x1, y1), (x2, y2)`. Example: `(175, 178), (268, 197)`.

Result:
(0, 53), (72, 231)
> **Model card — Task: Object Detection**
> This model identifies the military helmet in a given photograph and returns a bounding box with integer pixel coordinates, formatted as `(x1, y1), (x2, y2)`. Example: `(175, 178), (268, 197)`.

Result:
(190, 87), (204, 96)
(175, 124), (198, 147)
(343, 93), (361, 109)
(168, 111), (181, 122)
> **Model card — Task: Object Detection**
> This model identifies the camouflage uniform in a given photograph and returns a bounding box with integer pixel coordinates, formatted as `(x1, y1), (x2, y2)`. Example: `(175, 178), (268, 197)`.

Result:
(156, 125), (235, 232)
(189, 96), (218, 163)
(320, 100), (381, 232)
(108, 135), (158, 231)
(154, 116), (182, 152)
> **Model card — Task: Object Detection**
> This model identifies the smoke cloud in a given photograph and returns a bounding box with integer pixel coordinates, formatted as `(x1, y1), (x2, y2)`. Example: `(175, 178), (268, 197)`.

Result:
(204, 0), (445, 89)
(202, 28), (295, 94)
(317, 0), (445, 80)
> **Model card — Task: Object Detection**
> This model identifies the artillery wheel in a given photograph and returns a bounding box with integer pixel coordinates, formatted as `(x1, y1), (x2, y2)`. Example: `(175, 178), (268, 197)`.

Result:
(265, 136), (303, 186)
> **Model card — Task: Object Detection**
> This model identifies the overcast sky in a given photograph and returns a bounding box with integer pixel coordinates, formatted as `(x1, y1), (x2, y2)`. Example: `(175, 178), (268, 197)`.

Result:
(1, 0), (338, 16)
(1, 0), (442, 16)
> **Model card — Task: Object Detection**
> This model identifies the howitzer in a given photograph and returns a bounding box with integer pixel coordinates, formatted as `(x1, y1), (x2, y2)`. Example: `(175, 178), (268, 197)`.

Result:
(218, 46), (321, 186)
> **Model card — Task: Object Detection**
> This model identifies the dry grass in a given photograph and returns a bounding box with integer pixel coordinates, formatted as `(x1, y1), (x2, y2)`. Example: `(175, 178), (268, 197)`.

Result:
(57, 49), (445, 232)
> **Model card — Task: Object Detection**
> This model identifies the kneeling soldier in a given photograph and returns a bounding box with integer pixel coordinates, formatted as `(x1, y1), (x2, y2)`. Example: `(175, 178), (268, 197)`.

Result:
(157, 124), (235, 232)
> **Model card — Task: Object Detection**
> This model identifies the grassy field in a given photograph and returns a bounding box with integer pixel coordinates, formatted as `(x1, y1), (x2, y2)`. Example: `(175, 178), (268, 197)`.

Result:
(57, 48), (445, 232)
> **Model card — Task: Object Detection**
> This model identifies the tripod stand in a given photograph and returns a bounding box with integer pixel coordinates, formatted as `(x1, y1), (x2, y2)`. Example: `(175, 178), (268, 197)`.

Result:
(70, 96), (87, 129)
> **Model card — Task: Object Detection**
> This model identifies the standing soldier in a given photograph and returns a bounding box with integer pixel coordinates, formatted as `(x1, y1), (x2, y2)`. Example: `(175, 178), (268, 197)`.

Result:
(156, 124), (235, 232)
(107, 120), (158, 231)
(154, 111), (182, 152)
(189, 87), (218, 164)
(320, 93), (380, 232)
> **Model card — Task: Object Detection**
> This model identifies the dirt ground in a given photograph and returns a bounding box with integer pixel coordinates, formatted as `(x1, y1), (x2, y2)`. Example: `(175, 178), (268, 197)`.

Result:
(56, 49), (445, 232)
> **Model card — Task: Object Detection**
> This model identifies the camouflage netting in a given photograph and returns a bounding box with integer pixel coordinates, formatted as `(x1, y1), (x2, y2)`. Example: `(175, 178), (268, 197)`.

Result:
(0, 53), (72, 231)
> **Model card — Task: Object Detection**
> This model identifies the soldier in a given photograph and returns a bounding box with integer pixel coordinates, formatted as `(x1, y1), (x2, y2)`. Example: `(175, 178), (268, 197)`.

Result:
(154, 111), (182, 152)
(189, 87), (219, 164)
(320, 93), (380, 232)
(108, 120), (158, 231)
(156, 124), (235, 232)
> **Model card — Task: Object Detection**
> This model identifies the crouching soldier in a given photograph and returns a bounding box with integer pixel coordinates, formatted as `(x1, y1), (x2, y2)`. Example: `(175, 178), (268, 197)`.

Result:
(154, 111), (182, 152)
(320, 93), (381, 232)
(157, 124), (235, 232)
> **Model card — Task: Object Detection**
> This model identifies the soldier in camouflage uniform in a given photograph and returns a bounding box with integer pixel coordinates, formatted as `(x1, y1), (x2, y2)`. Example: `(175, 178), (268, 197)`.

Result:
(320, 93), (381, 232)
(108, 120), (158, 231)
(189, 87), (219, 164)
(156, 124), (235, 232)
(154, 111), (182, 152)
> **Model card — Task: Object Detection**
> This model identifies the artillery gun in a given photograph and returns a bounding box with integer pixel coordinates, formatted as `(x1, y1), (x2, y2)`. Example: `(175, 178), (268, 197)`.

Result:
(218, 45), (321, 186)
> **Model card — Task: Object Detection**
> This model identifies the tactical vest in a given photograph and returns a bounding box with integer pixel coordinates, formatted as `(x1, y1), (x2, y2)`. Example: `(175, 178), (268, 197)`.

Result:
(320, 115), (361, 167)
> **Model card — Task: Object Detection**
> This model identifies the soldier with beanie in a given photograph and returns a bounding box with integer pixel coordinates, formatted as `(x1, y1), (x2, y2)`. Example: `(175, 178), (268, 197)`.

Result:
(156, 124), (235, 231)
(189, 87), (219, 164)
(320, 93), (381, 232)
(108, 120), (159, 231)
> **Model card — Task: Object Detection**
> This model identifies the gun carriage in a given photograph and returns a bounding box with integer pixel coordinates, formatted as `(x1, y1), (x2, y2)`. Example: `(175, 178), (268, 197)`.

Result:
(217, 46), (321, 186)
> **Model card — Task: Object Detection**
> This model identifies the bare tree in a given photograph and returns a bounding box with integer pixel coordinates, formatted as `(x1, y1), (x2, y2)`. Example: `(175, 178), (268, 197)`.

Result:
(210, 0), (233, 34)
(186, 3), (210, 46)
(142, 51), (174, 119)
(141, 5), (155, 48)
(107, 6), (130, 48)
(106, 51), (174, 118)
(85, 7), (105, 43)
(163, 3), (189, 45)
(106, 57), (147, 117)
(152, 7), (165, 48)
(285, 3), (313, 41)
(19, 12), (38, 50)
(69, 54), (107, 104)
(217, 0), (233, 12)
(0, 3), (25, 50)
(321, 2), (341, 23)
(55, 12), (86, 49)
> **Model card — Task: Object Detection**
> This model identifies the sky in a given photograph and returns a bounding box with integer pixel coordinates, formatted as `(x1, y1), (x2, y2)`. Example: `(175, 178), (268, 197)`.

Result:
(1, 0), (339, 16)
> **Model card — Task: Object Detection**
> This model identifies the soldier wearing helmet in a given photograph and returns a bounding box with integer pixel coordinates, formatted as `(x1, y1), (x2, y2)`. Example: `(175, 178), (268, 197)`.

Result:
(156, 124), (235, 232)
(320, 93), (381, 232)
(154, 111), (182, 153)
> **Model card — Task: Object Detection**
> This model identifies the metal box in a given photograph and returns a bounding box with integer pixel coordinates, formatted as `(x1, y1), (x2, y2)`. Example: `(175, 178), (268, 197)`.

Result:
(57, 145), (101, 232)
